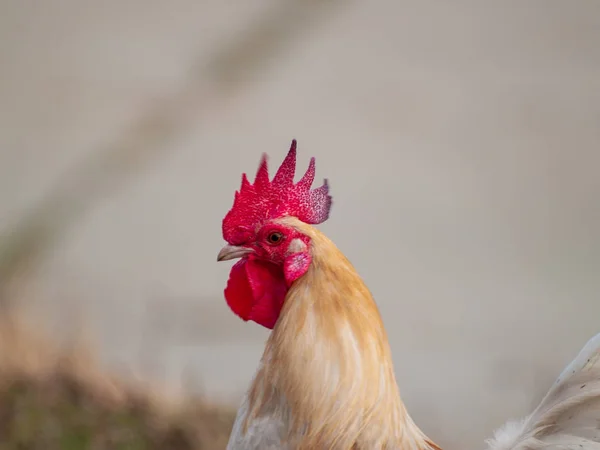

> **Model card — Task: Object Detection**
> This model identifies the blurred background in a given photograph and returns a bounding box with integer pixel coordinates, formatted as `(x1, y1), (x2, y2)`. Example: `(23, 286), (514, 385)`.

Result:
(1, 0), (599, 448)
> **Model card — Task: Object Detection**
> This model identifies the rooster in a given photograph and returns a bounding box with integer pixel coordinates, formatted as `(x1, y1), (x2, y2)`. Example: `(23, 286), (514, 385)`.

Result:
(217, 140), (600, 450)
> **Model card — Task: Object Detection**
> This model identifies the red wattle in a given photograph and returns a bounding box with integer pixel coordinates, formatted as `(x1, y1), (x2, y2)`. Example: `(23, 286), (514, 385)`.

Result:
(224, 257), (288, 329)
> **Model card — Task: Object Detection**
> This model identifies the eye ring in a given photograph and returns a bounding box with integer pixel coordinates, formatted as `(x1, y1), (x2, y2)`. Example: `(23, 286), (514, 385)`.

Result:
(266, 231), (284, 245)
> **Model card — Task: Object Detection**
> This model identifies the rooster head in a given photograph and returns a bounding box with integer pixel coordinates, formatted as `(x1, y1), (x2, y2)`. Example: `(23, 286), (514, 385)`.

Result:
(217, 140), (332, 329)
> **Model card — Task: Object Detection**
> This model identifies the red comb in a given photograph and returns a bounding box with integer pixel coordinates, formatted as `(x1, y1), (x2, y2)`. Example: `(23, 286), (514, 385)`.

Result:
(222, 140), (332, 244)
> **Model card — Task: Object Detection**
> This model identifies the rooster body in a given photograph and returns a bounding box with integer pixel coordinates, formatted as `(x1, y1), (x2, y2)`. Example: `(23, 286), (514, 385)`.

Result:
(226, 218), (436, 449)
(217, 141), (600, 450)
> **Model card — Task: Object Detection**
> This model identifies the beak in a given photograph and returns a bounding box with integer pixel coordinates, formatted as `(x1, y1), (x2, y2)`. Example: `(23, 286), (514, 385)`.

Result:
(217, 244), (253, 262)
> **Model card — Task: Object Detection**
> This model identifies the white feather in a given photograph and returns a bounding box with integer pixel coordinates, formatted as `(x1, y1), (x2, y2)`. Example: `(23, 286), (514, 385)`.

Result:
(486, 333), (600, 450)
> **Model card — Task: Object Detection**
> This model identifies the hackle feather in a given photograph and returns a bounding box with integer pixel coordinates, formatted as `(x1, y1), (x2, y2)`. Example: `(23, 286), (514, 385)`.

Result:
(237, 217), (439, 450)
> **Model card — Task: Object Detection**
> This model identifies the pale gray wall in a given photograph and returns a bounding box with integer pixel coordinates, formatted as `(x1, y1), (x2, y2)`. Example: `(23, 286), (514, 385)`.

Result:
(1, 1), (599, 448)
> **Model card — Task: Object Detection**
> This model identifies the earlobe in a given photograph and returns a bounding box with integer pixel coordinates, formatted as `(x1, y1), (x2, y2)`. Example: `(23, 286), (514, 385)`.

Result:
(286, 237), (308, 254)
(283, 251), (312, 286)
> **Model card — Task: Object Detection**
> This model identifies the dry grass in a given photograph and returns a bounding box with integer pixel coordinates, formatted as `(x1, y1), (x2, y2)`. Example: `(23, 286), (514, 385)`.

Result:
(0, 311), (236, 450)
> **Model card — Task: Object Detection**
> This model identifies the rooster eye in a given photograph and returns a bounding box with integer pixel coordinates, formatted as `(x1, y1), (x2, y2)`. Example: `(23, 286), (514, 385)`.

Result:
(266, 231), (284, 245)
